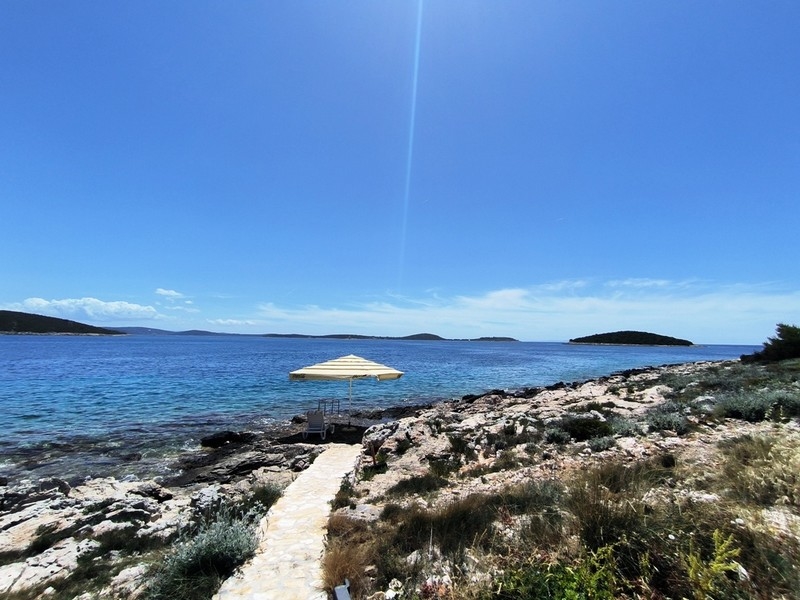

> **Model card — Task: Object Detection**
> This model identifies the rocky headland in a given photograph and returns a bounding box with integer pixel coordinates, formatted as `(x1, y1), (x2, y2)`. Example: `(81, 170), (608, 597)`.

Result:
(2, 358), (799, 599)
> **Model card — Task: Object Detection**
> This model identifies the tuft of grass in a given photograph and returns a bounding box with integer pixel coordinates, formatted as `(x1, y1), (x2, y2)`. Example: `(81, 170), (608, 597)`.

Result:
(331, 477), (357, 510)
(386, 473), (450, 497)
(393, 494), (498, 556)
(241, 483), (283, 513)
(323, 515), (376, 597)
(361, 462), (388, 481)
(718, 432), (800, 506)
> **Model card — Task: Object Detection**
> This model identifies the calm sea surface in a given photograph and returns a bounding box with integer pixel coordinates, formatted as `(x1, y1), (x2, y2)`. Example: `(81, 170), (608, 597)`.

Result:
(0, 335), (758, 482)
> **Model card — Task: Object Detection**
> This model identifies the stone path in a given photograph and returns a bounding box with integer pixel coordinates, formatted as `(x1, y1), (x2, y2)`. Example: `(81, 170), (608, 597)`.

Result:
(214, 443), (362, 600)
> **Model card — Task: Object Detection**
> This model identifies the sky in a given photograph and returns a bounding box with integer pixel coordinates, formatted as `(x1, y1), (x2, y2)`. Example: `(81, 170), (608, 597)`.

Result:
(1, 1), (798, 344)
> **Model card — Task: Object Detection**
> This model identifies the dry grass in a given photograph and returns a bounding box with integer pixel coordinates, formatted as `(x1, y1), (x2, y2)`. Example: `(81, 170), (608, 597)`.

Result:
(322, 359), (800, 599)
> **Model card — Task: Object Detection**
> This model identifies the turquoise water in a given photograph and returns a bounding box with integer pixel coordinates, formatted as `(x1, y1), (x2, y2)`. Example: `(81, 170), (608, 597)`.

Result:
(0, 335), (758, 481)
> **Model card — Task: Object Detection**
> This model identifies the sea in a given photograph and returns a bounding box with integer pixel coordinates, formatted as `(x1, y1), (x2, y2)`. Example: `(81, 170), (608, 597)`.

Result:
(0, 335), (759, 483)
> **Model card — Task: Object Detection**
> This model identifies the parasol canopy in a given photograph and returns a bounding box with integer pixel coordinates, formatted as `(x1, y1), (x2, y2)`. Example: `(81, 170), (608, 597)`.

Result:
(289, 354), (404, 422)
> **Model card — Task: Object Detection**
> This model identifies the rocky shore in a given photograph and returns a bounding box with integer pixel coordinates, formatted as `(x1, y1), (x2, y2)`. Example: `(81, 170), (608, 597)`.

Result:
(0, 403), (428, 597)
(2, 358), (798, 598)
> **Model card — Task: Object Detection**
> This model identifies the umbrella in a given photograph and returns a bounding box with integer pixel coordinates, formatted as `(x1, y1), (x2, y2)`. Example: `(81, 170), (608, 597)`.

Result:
(289, 354), (404, 423)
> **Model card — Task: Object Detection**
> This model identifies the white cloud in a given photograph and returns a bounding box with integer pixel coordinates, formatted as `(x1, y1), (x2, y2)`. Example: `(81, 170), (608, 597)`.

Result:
(209, 319), (257, 326)
(155, 288), (184, 299)
(606, 278), (673, 289)
(9, 297), (161, 322)
(255, 280), (800, 344)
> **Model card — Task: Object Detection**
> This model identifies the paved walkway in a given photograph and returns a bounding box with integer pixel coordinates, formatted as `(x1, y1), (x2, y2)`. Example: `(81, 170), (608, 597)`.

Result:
(214, 443), (362, 600)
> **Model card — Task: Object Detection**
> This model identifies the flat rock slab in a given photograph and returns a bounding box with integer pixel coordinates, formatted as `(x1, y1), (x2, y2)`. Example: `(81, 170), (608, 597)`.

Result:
(215, 443), (362, 600)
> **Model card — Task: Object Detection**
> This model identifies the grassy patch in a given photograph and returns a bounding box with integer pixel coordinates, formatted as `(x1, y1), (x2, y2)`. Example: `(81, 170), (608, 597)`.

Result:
(718, 432), (800, 506)
(714, 389), (800, 422)
(386, 473), (450, 497)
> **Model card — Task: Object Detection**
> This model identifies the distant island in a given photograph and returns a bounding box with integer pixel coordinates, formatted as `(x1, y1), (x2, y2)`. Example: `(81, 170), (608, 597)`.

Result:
(262, 333), (518, 342)
(0, 310), (123, 335)
(2, 312), (517, 341)
(569, 330), (693, 346)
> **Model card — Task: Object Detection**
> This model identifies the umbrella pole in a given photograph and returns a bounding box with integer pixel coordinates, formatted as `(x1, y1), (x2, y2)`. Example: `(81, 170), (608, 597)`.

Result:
(348, 378), (353, 425)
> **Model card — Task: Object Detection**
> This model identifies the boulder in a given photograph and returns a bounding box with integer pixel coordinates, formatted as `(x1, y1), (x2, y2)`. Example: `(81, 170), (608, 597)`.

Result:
(0, 537), (100, 593)
(200, 431), (256, 448)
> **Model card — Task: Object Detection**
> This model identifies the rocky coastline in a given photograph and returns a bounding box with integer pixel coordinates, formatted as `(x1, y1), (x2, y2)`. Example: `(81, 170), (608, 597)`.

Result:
(2, 358), (798, 598)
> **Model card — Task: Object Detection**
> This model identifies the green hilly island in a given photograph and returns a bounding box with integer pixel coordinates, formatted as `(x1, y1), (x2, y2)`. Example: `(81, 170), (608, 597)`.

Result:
(570, 330), (693, 346)
(0, 310), (123, 335)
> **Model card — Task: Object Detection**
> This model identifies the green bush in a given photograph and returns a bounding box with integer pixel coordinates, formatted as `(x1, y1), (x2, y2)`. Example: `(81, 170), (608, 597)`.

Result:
(714, 388), (800, 422)
(482, 546), (619, 599)
(556, 415), (613, 441)
(241, 483), (283, 513)
(544, 427), (571, 444)
(588, 435), (616, 452)
(742, 323), (800, 362)
(646, 401), (689, 434)
(386, 473), (450, 496)
(143, 506), (260, 600)
(609, 416), (641, 437)
(448, 434), (478, 461)
(429, 456), (462, 477)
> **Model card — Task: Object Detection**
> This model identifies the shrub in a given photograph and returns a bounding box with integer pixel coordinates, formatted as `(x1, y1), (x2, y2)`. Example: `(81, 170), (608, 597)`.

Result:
(588, 435), (616, 452)
(143, 506), (260, 600)
(332, 478), (356, 510)
(646, 401), (689, 434)
(544, 427), (571, 444)
(448, 434), (478, 462)
(714, 388), (800, 422)
(429, 456), (462, 477)
(608, 416), (641, 437)
(386, 473), (450, 497)
(684, 529), (741, 600)
(361, 462), (388, 481)
(742, 323), (800, 362)
(486, 426), (542, 451)
(557, 415), (613, 441)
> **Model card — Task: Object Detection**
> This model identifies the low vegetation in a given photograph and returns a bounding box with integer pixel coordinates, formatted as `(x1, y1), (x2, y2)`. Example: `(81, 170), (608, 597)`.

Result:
(3, 484), (283, 600)
(142, 505), (260, 600)
(142, 484), (282, 600)
(323, 353), (800, 599)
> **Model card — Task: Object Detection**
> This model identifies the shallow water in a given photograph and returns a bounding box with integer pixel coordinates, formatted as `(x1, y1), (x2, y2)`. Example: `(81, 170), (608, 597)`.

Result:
(0, 335), (758, 481)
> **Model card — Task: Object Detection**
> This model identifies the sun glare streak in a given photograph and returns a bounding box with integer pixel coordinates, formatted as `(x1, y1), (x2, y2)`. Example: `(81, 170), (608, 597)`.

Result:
(398, 0), (423, 289)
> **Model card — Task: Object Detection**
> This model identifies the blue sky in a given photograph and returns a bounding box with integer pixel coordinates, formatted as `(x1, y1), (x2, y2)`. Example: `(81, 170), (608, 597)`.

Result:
(2, 1), (798, 344)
